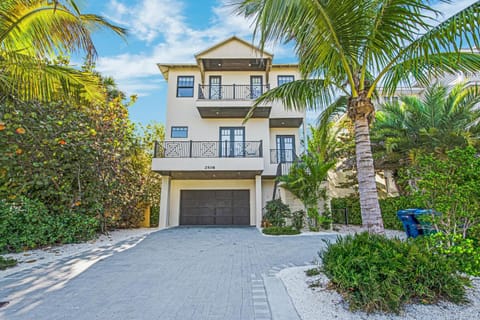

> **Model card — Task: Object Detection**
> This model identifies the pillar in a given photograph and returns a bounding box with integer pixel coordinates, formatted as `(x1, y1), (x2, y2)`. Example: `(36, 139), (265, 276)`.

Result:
(255, 175), (262, 228)
(159, 176), (171, 228)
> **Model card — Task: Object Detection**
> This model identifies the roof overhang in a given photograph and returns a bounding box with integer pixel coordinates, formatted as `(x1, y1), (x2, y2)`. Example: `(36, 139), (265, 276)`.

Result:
(269, 117), (303, 128)
(197, 106), (271, 118)
(157, 63), (198, 80)
(160, 170), (263, 179)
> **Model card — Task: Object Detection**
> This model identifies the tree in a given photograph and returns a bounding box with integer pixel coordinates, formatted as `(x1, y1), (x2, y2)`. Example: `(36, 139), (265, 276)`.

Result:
(373, 83), (480, 167)
(236, 0), (480, 233)
(279, 152), (335, 229)
(0, 0), (126, 102)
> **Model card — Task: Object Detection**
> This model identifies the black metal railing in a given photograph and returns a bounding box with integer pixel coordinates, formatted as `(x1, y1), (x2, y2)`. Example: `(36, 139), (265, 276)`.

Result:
(269, 149), (296, 164)
(154, 140), (263, 158)
(198, 84), (270, 100)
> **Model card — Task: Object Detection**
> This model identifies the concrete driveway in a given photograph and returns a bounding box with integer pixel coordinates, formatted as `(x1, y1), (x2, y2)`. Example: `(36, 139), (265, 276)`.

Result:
(0, 227), (338, 320)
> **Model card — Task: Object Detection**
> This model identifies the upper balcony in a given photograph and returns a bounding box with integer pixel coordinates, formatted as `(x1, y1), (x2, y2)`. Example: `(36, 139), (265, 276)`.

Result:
(196, 84), (271, 118)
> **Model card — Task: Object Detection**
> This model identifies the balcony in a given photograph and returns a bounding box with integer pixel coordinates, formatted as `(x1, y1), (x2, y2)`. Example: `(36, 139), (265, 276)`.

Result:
(155, 140), (263, 158)
(152, 140), (264, 179)
(198, 84), (270, 101)
(269, 149), (296, 164)
(196, 84), (271, 118)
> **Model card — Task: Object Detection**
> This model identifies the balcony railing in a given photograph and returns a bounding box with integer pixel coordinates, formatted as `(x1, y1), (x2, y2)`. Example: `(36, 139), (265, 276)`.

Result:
(154, 140), (263, 158)
(270, 149), (297, 164)
(198, 84), (270, 100)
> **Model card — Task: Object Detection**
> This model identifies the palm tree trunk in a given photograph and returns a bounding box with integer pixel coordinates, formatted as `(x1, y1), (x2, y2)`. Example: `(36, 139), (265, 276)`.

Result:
(354, 116), (385, 234)
(348, 95), (385, 234)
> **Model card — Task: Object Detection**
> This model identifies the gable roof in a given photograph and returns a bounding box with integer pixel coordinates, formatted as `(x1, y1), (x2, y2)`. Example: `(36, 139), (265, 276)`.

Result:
(194, 36), (273, 59)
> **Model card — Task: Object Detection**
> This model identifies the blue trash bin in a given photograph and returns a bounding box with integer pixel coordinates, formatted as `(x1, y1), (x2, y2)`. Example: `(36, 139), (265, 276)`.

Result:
(412, 209), (438, 236)
(397, 209), (422, 238)
(397, 209), (438, 238)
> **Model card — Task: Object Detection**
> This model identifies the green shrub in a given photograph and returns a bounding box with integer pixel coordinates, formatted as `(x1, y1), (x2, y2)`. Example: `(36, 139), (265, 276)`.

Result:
(425, 233), (480, 276)
(150, 205), (160, 227)
(0, 256), (17, 270)
(262, 226), (300, 235)
(305, 268), (321, 276)
(263, 199), (291, 227)
(320, 233), (469, 314)
(331, 196), (414, 230)
(0, 197), (98, 253)
(403, 147), (480, 241)
(291, 210), (305, 231)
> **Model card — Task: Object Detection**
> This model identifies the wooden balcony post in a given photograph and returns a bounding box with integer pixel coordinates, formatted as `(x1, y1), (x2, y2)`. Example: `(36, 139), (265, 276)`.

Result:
(189, 140), (193, 158)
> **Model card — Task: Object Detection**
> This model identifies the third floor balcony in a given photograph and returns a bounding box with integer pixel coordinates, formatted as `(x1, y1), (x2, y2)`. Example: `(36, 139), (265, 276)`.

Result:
(196, 84), (271, 119)
(198, 84), (270, 101)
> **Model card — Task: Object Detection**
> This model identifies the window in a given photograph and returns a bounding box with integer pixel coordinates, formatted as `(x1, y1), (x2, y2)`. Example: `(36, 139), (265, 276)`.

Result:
(277, 75), (294, 86)
(220, 127), (245, 157)
(250, 76), (263, 99)
(171, 126), (188, 138)
(177, 76), (194, 97)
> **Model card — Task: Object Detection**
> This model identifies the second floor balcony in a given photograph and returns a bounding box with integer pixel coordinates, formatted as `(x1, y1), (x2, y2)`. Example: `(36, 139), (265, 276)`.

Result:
(154, 140), (263, 158)
(152, 140), (264, 178)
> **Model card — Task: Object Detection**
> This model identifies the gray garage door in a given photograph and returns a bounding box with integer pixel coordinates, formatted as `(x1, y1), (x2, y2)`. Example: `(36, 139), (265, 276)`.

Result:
(180, 190), (250, 225)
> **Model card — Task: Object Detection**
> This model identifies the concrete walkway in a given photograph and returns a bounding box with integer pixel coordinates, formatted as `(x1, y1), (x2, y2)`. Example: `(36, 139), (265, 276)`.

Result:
(0, 227), (338, 320)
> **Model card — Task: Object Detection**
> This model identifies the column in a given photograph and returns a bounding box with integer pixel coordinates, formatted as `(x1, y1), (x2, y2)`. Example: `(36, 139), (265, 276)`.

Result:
(159, 176), (171, 228)
(255, 175), (262, 228)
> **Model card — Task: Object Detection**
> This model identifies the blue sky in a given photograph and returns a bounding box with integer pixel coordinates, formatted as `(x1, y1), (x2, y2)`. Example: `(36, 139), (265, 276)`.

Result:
(80, 0), (477, 126)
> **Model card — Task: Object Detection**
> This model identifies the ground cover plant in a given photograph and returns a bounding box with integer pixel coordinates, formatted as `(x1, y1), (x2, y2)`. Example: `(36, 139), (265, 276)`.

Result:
(0, 256), (17, 270)
(262, 226), (300, 236)
(320, 232), (470, 314)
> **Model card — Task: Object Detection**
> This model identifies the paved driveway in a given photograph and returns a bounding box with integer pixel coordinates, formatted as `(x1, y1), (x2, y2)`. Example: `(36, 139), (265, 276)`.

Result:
(0, 227), (338, 320)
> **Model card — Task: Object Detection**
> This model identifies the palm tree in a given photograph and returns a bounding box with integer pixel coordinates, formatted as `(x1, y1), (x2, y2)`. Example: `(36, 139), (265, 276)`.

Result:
(235, 0), (480, 234)
(0, 0), (126, 102)
(373, 83), (480, 168)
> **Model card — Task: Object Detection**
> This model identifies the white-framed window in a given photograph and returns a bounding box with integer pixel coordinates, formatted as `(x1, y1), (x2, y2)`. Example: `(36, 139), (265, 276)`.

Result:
(277, 75), (294, 86)
(177, 76), (194, 97)
(171, 126), (188, 138)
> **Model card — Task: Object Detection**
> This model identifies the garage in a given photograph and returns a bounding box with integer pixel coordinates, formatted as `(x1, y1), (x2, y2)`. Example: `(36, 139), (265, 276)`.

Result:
(180, 190), (250, 225)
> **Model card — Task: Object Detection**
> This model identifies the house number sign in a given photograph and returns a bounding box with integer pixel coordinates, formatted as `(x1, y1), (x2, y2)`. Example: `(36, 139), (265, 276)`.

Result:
(204, 166), (216, 170)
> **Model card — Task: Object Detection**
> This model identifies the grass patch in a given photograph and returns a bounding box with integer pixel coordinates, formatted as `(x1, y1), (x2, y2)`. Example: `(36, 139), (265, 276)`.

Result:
(0, 256), (17, 270)
(320, 232), (469, 314)
(262, 226), (300, 236)
(305, 268), (321, 276)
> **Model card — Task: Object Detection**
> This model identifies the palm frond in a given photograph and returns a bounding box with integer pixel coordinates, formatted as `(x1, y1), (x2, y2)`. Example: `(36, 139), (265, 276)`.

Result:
(0, 50), (103, 102)
(381, 52), (480, 95)
(244, 79), (335, 121)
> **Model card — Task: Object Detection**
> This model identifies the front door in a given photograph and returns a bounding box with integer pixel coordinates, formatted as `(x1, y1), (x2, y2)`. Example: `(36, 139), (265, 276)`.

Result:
(220, 127), (245, 157)
(276, 135), (295, 163)
(250, 76), (263, 99)
(209, 76), (221, 99)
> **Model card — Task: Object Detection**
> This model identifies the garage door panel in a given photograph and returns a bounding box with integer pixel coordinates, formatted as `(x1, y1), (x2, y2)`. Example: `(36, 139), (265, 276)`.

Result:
(233, 207), (249, 217)
(180, 190), (250, 226)
(215, 190), (233, 199)
(216, 207), (233, 217)
(215, 199), (233, 208)
(215, 216), (233, 225)
(182, 215), (215, 225)
(233, 216), (250, 225)
(233, 198), (249, 207)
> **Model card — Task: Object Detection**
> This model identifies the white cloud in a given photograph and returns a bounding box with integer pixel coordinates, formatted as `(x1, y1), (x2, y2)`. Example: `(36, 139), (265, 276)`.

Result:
(99, 0), (475, 97)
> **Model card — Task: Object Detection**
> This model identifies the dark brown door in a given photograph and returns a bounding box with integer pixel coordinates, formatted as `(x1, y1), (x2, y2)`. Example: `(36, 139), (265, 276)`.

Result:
(180, 190), (250, 225)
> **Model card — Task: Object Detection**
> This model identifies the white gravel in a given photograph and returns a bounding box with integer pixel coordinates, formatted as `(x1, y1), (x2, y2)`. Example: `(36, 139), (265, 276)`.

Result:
(278, 265), (480, 320)
(1, 228), (158, 278)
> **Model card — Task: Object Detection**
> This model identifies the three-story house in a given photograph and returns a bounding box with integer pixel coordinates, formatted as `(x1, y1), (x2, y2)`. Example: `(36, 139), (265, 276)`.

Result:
(152, 37), (305, 228)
